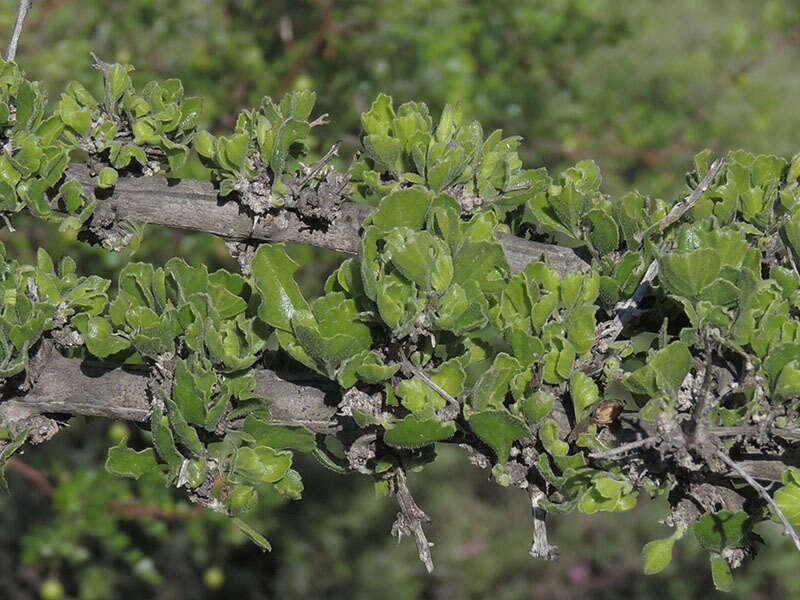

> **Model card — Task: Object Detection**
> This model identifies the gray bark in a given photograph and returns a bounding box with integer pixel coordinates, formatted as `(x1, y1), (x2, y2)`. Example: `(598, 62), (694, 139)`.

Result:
(66, 164), (589, 275)
(2, 351), (793, 483)
(4, 351), (340, 434)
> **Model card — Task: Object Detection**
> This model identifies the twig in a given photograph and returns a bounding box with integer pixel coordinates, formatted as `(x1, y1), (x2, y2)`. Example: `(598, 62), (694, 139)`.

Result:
(308, 112), (330, 129)
(294, 142), (339, 189)
(0, 212), (15, 232)
(7, 457), (203, 520)
(5, 0), (31, 61)
(391, 466), (435, 572)
(275, 0), (336, 97)
(528, 487), (559, 561)
(6, 457), (55, 495)
(89, 50), (108, 75)
(708, 425), (800, 441)
(715, 448), (800, 553)
(594, 251), (661, 345)
(691, 330), (715, 432)
(109, 499), (204, 519)
(634, 156), (726, 244)
(400, 352), (460, 413)
(589, 436), (656, 459)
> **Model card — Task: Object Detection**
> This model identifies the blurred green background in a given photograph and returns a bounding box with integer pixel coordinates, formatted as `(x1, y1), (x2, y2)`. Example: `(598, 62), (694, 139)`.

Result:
(2, 1), (800, 598)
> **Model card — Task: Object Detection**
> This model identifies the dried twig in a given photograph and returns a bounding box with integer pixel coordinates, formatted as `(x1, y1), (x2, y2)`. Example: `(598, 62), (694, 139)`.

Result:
(0, 212), (15, 232)
(391, 467), (434, 572)
(89, 50), (107, 73)
(708, 425), (800, 441)
(597, 157), (726, 346)
(715, 448), (800, 553)
(589, 436), (656, 460)
(691, 330), (715, 431)
(634, 156), (726, 244)
(528, 487), (559, 561)
(594, 252), (661, 345)
(5, 0), (31, 61)
(294, 142), (339, 189)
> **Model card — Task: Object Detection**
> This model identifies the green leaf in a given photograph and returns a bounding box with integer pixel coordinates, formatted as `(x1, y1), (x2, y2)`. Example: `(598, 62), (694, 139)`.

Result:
(0, 430), (28, 494)
(363, 133), (402, 172)
(659, 249), (721, 300)
(781, 219), (800, 267)
(235, 446), (292, 483)
(107, 63), (132, 104)
(369, 188), (431, 233)
(83, 316), (131, 358)
(207, 281), (247, 320)
(151, 412), (185, 474)
(173, 358), (212, 425)
(468, 410), (530, 464)
(274, 469), (304, 500)
(230, 485), (258, 515)
(232, 518), (271, 552)
(539, 420), (571, 459)
(549, 181), (585, 234)
(383, 416), (456, 449)
(132, 118), (161, 145)
(219, 133), (249, 171)
(182, 458), (207, 488)
(692, 510), (751, 553)
(385, 228), (450, 291)
(361, 93), (395, 135)
(293, 303), (371, 374)
(626, 341), (693, 401)
(571, 371), (599, 423)
(395, 376), (446, 417)
(195, 131), (216, 158)
(250, 244), (310, 331)
(773, 480), (800, 526)
(774, 360), (800, 401)
(452, 238), (509, 293)
(566, 305), (597, 355)
(763, 343), (800, 390)
(585, 208), (619, 254)
(15, 81), (36, 129)
(97, 167), (118, 189)
(105, 439), (159, 480)
(58, 94), (91, 136)
(470, 353), (520, 411)
(179, 96), (203, 130)
(243, 416), (315, 452)
(710, 555), (734, 592)
(642, 534), (677, 575)
(166, 399), (204, 455)
(649, 341), (692, 400)
(521, 391), (554, 423)
(165, 257), (208, 301)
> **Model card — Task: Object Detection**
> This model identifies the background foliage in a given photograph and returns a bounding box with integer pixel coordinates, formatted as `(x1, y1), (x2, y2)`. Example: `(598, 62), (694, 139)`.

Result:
(3, 0), (800, 598)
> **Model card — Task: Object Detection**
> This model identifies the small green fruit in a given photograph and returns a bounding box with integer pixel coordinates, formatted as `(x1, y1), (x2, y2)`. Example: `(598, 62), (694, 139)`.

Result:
(203, 566), (224, 589)
(108, 421), (130, 443)
(39, 577), (64, 600)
